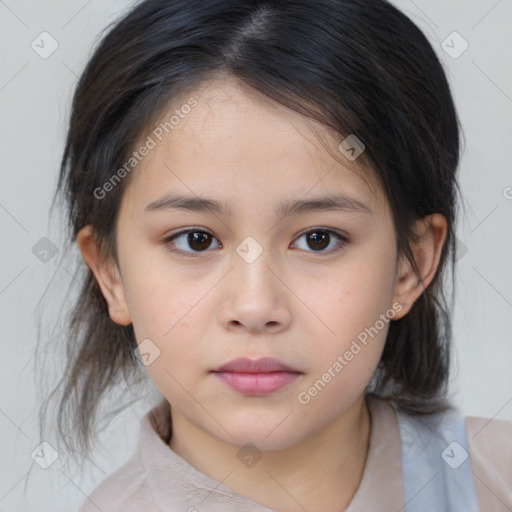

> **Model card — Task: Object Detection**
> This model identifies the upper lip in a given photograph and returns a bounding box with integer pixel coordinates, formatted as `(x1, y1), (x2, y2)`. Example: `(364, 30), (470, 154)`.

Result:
(213, 357), (301, 373)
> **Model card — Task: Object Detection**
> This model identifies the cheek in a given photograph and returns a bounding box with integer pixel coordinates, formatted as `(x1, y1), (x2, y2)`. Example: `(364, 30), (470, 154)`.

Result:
(302, 253), (397, 389)
(296, 285), (391, 417)
(318, 260), (396, 335)
(125, 270), (206, 401)
(120, 248), (198, 335)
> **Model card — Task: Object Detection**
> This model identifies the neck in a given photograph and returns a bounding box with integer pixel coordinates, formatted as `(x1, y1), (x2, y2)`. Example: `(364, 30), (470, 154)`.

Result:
(169, 395), (372, 512)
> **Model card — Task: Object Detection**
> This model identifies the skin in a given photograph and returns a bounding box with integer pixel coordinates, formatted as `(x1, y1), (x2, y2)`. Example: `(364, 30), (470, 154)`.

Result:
(78, 77), (447, 512)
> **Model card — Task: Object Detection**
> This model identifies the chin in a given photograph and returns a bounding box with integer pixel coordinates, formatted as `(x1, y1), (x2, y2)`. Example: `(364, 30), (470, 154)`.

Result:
(227, 430), (304, 453)
(212, 411), (308, 452)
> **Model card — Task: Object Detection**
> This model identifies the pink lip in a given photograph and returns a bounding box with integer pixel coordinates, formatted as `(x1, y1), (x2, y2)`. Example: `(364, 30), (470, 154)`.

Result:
(212, 357), (302, 395)
(215, 357), (298, 373)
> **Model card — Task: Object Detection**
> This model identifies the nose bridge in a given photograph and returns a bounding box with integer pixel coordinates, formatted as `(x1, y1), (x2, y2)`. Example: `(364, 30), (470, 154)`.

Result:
(219, 234), (291, 332)
(233, 234), (278, 296)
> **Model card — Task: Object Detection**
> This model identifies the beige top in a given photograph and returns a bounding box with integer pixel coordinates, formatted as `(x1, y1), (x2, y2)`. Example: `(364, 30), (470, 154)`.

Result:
(78, 395), (512, 511)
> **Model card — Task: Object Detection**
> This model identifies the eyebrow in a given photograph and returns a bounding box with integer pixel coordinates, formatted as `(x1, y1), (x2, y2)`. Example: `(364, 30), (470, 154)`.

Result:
(144, 192), (373, 217)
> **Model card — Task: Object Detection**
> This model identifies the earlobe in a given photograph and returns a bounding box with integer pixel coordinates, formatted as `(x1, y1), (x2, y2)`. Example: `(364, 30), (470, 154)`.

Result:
(392, 214), (448, 320)
(76, 225), (132, 326)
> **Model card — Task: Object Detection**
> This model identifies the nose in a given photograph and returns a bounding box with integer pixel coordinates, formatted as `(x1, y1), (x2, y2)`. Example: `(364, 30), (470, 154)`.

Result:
(218, 246), (292, 335)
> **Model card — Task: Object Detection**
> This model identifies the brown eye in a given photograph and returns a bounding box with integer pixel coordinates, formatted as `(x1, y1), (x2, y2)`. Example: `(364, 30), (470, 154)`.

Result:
(187, 231), (212, 251)
(164, 229), (221, 255)
(164, 227), (347, 257)
(293, 229), (348, 254)
(306, 231), (330, 251)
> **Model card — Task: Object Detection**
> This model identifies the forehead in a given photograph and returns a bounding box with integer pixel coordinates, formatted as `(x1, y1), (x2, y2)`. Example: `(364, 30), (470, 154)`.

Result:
(125, 77), (389, 217)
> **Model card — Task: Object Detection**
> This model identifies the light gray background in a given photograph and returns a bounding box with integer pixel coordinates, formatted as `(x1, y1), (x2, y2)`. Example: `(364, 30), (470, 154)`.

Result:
(0, 1), (511, 510)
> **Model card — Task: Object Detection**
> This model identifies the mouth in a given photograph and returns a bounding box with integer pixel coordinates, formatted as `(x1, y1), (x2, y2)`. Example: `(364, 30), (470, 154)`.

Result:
(211, 357), (303, 395)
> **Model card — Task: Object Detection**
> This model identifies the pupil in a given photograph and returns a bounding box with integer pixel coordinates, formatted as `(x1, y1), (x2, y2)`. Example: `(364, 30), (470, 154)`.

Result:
(189, 232), (210, 250)
(308, 231), (329, 250)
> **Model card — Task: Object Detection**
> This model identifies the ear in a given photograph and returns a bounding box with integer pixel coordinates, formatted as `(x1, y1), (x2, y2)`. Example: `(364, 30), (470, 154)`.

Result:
(76, 225), (131, 326)
(392, 213), (448, 320)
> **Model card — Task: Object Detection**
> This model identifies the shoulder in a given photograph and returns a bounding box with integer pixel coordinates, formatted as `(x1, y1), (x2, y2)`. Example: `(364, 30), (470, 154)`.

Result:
(465, 415), (512, 511)
(77, 400), (172, 512)
(78, 400), (172, 511)
(77, 451), (156, 512)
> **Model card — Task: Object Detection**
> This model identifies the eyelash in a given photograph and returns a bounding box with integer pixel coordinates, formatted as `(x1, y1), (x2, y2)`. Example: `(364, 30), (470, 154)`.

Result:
(162, 227), (349, 258)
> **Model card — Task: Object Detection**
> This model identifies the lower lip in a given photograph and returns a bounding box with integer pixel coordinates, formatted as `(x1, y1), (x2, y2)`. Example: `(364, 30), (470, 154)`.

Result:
(213, 371), (301, 395)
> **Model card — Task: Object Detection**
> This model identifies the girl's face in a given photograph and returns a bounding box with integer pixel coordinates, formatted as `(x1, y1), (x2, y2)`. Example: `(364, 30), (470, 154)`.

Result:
(96, 78), (410, 450)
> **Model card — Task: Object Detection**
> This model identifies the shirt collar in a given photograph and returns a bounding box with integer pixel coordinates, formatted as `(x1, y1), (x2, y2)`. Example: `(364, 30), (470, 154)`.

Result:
(138, 394), (405, 511)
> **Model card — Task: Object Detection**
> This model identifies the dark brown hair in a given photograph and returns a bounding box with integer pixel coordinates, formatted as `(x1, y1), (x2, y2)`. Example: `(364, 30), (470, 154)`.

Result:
(42, 0), (462, 460)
